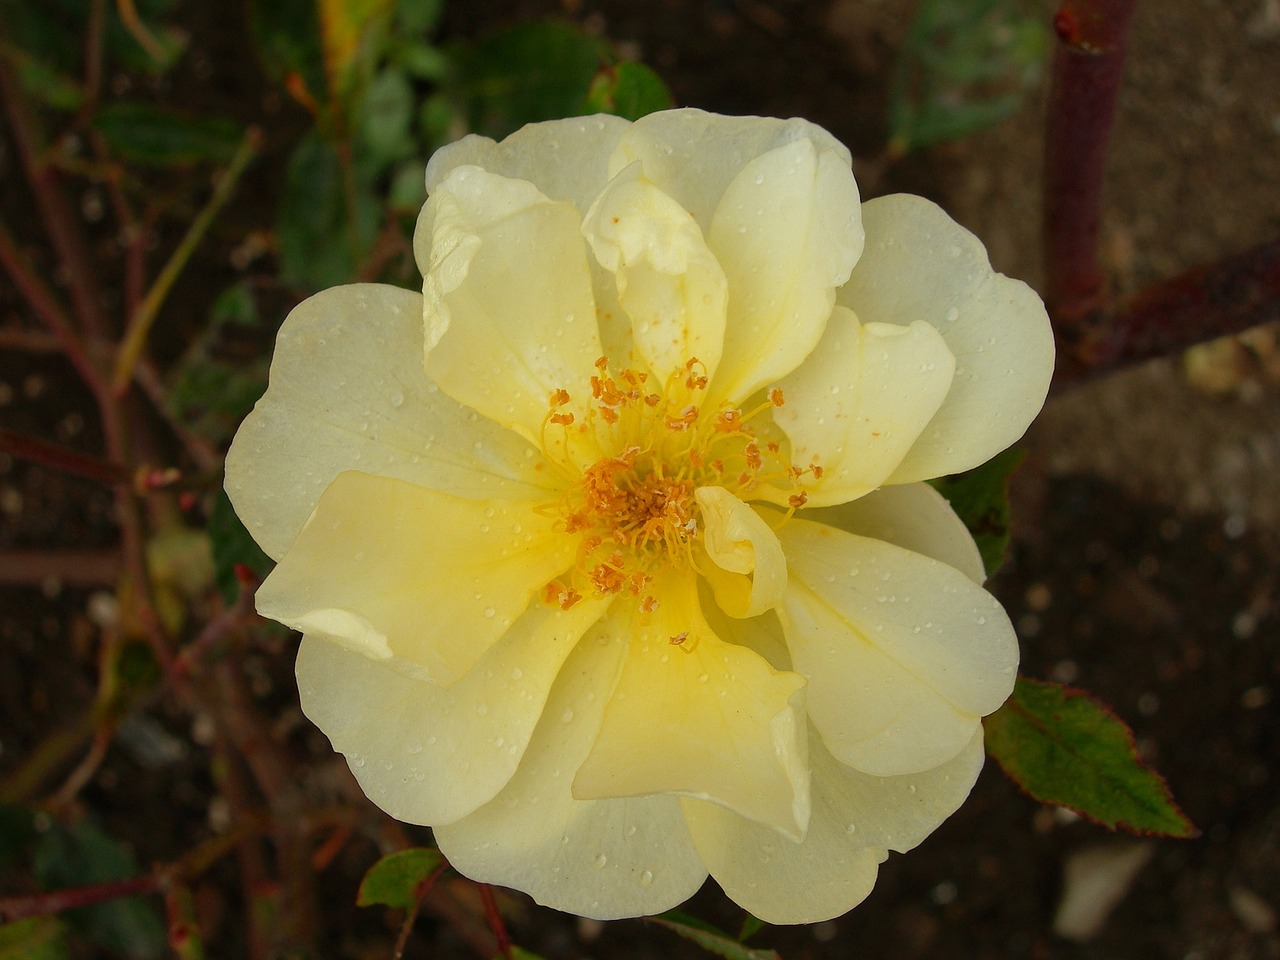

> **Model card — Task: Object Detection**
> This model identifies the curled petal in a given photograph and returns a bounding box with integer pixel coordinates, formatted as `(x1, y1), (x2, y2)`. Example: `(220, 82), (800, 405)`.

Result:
(695, 486), (787, 618)
(225, 284), (554, 560)
(583, 162), (728, 382)
(774, 306), (955, 507)
(777, 518), (1017, 776)
(295, 595), (609, 825)
(682, 727), (984, 924)
(256, 471), (578, 686)
(801, 483), (985, 584)
(434, 623), (708, 920)
(837, 194), (1054, 483)
(415, 166), (602, 442)
(706, 139), (863, 403)
(573, 574), (810, 839)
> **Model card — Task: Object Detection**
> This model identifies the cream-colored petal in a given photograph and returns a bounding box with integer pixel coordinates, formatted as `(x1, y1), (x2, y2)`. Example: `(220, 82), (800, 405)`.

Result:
(572, 574), (809, 839)
(294, 595), (609, 825)
(802, 483), (986, 584)
(774, 307), (955, 507)
(583, 163), (727, 382)
(434, 622), (708, 920)
(777, 518), (1017, 776)
(695, 486), (786, 618)
(706, 139), (863, 403)
(837, 195), (1054, 484)
(681, 726), (984, 924)
(224, 284), (554, 561)
(416, 166), (602, 442)
(255, 471), (577, 686)
(424, 114), (630, 217)
(607, 109), (853, 235)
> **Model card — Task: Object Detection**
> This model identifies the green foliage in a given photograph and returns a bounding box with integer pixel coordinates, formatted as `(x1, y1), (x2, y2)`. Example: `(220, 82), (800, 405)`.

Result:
(888, 0), (1048, 155)
(356, 848), (444, 910)
(929, 446), (1024, 577)
(32, 820), (166, 958)
(93, 103), (241, 167)
(583, 60), (674, 121)
(985, 677), (1197, 837)
(652, 911), (781, 960)
(0, 917), (70, 960)
(247, 0), (326, 105)
(209, 489), (274, 604)
(737, 913), (767, 941)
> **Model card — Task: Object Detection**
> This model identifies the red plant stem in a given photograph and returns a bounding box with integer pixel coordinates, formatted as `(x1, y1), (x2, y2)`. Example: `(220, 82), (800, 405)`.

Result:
(1099, 237), (1280, 368)
(391, 861), (450, 960)
(0, 428), (131, 485)
(0, 548), (121, 586)
(0, 873), (161, 923)
(1043, 0), (1139, 330)
(478, 884), (514, 960)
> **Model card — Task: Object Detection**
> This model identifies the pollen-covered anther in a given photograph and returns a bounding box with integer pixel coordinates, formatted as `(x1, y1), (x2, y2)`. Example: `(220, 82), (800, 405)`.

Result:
(664, 405), (699, 431)
(788, 491), (809, 509)
(769, 387), (786, 407)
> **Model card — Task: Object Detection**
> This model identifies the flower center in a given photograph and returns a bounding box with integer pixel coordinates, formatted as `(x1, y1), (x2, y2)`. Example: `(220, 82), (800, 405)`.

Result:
(539, 357), (814, 614)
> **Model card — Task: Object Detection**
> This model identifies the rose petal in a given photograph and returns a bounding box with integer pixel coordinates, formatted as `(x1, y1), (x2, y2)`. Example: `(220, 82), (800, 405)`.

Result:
(681, 727), (984, 924)
(583, 162), (728, 382)
(706, 139), (863, 402)
(434, 623), (708, 920)
(695, 486), (787, 617)
(800, 483), (985, 584)
(294, 595), (609, 824)
(777, 518), (1017, 775)
(416, 166), (602, 442)
(774, 306), (955, 507)
(224, 283), (554, 560)
(256, 471), (577, 686)
(837, 194), (1054, 483)
(572, 573), (810, 839)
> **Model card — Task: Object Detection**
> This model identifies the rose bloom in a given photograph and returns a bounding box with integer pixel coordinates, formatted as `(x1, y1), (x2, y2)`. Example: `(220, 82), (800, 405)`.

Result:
(226, 109), (1053, 924)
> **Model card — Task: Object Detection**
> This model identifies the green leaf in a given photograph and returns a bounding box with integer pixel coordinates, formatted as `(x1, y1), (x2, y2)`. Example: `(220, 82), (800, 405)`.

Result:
(396, 41), (450, 81)
(15, 57), (84, 111)
(929, 446), (1023, 577)
(0, 916), (70, 960)
(887, 0), (1049, 155)
(358, 66), (416, 163)
(32, 820), (165, 958)
(651, 911), (781, 960)
(985, 677), (1197, 838)
(442, 20), (610, 139)
(583, 60), (674, 120)
(319, 0), (395, 105)
(357, 848), (444, 910)
(492, 950), (546, 960)
(92, 103), (240, 167)
(209, 489), (274, 603)
(394, 0), (444, 36)
(248, 0), (325, 103)
(737, 913), (766, 942)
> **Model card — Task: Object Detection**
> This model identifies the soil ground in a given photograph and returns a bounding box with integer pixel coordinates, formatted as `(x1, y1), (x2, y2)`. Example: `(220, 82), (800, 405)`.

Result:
(2, 0), (1279, 958)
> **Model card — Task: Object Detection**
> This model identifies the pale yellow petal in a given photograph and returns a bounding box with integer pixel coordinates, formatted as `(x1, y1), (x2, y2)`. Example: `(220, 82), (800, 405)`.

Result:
(681, 727), (984, 924)
(294, 595), (609, 825)
(777, 518), (1017, 776)
(695, 486), (786, 618)
(255, 471), (577, 686)
(434, 622), (708, 920)
(425, 114), (630, 217)
(802, 483), (985, 584)
(706, 139), (863, 403)
(583, 162), (727, 382)
(774, 306), (955, 507)
(572, 575), (809, 839)
(837, 195), (1054, 483)
(415, 166), (602, 442)
(224, 284), (554, 560)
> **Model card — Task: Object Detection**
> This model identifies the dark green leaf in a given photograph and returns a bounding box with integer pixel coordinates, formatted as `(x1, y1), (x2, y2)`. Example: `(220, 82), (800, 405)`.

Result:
(248, 0), (326, 102)
(394, 0), (444, 36)
(985, 677), (1197, 838)
(0, 804), (37, 874)
(442, 21), (610, 139)
(93, 103), (240, 167)
(737, 913), (766, 942)
(209, 489), (274, 604)
(887, 0), (1049, 154)
(15, 57), (84, 111)
(396, 41), (450, 81)
(583, 60), (674, 120)
(491, 949), (545, 960)
(651, 912), (781, 960)
(358, 67), (416, 163)
(32, 820), (165, 958)
(929, 446), (1023, 577)
(0, 916), (70, 960)
(357, 848), (444, 910)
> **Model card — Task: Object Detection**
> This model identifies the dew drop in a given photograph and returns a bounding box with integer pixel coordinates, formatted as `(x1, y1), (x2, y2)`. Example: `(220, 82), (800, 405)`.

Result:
(510, 667), (523, 680)
(640, 870), (654, 886)
(483, 607), (496, 619)
(561, 708), (575, 723)
(625, 825), (637, 837)
(390, 391), (405, 408)
(594, 854), (608, 868)
(475, 704), (489, 716)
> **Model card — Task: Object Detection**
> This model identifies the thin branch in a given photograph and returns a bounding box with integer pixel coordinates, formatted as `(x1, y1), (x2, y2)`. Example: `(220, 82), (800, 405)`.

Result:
(1043, 0), (1139, 330)
(0, 428), (131, 485)
(0, 548), (120, 587)
(113, 128), (262, 392)
(477, 884), (514, 960)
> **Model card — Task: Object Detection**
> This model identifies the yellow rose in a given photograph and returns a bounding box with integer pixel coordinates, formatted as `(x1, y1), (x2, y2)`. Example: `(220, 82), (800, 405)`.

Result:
(225, 109), (1053, 923)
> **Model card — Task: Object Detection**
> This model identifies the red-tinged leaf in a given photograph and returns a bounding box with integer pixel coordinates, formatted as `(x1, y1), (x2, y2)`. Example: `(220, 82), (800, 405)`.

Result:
(985, 676), (1196, 837)
(356, 848), (444, 910)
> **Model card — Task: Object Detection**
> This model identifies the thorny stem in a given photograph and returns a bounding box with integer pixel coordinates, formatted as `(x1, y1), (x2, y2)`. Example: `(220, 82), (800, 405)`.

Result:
(1042, 0), (1139, 341)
